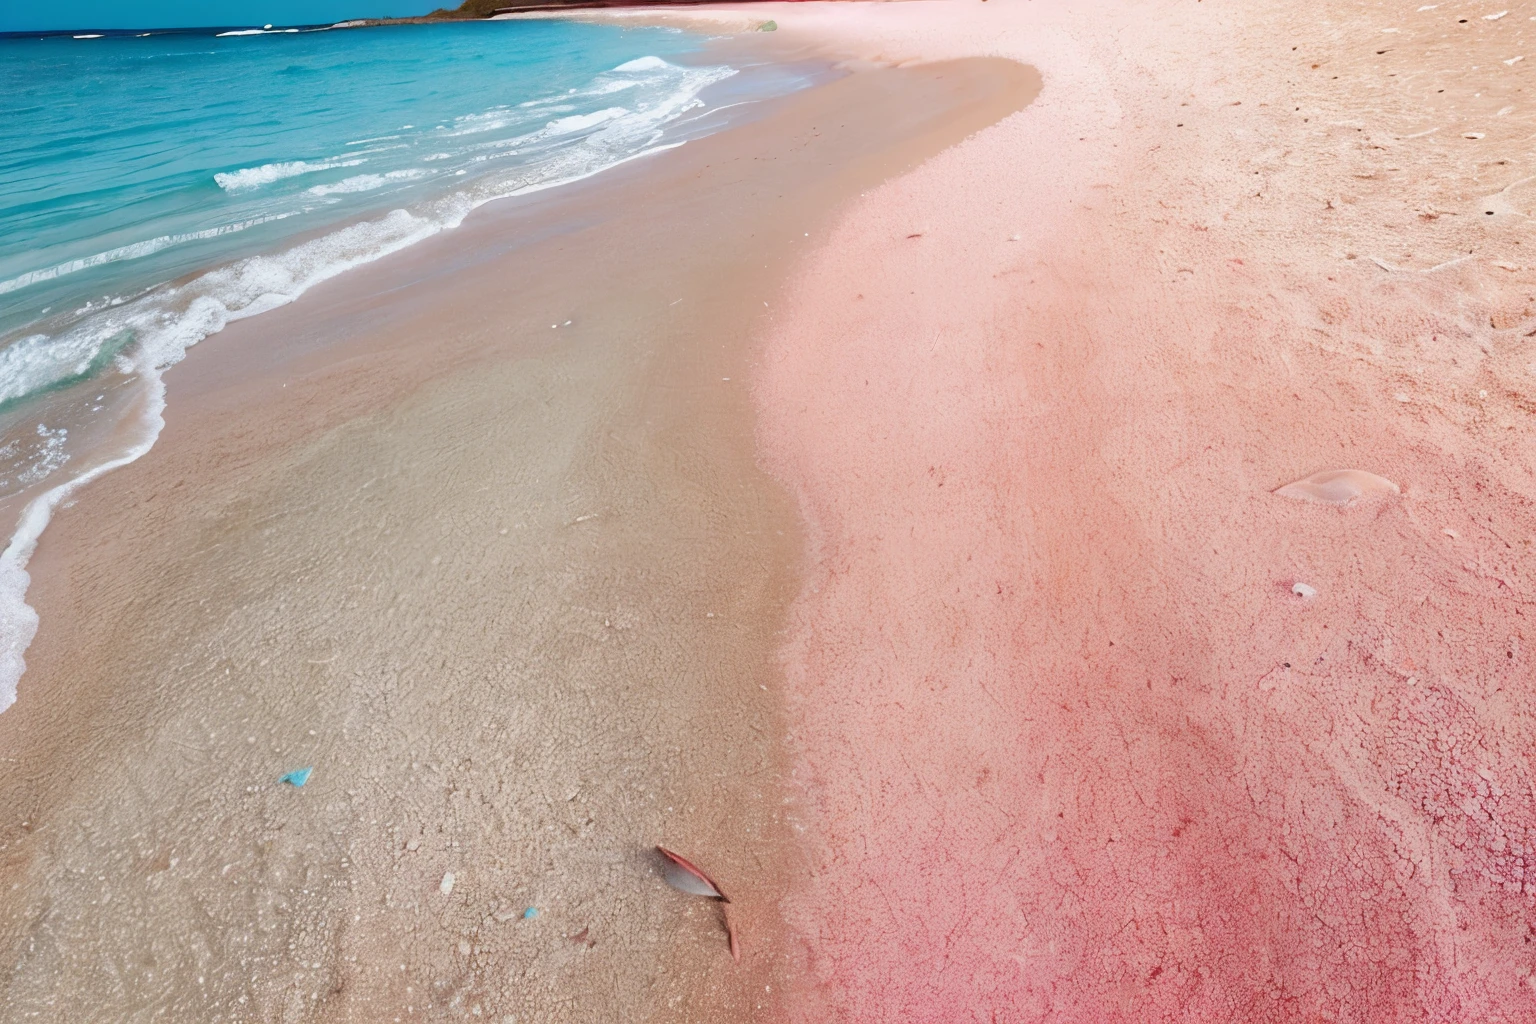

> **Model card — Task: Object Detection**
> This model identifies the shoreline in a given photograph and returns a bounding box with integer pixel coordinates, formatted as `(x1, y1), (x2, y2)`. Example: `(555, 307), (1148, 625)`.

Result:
(0, 23), (816, 713)
(16, 0), (1536, 1018)
(0, 45), (1037, 1022)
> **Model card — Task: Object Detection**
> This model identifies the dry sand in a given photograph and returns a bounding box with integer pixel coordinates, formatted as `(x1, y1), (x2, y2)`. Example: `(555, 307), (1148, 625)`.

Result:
(0, 51), (1035, 1024)
(693, 0), (1536, 1020)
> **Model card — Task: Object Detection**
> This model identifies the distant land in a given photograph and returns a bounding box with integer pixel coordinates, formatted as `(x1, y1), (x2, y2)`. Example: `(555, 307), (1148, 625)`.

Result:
(413, 0), (761, 23)
(308, 0), (765, 33)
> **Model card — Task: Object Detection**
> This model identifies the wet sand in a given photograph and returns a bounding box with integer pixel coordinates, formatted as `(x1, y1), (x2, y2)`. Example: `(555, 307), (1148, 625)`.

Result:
(0, 49), (1037, 1024)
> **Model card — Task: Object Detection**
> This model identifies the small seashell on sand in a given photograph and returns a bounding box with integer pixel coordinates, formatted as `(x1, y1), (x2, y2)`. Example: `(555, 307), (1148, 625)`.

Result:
(1275, 469), (1399, 505)
(440, 872), (455, 895)
(657, 846), (730, 901)
(1292, 582), (1318, 598)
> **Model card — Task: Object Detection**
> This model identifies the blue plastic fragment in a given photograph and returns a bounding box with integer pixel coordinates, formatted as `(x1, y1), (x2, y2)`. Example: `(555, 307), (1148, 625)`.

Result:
(522, 907), (537, 920)
(280, 767), (313, 787)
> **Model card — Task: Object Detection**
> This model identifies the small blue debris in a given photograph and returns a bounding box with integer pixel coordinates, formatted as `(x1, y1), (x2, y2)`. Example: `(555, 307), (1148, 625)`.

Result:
(280, 767), (313, 787)
(522, 907), (537, 920)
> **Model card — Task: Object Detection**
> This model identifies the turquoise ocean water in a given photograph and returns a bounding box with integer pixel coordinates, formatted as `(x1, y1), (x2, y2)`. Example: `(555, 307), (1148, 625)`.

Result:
(0, 19), (814, 706)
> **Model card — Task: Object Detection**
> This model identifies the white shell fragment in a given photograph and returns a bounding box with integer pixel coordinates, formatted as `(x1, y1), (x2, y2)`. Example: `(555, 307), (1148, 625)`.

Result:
(663, 862), (724, 898)
(1275, 469), (1400, 505)
(1292, 582), (1318, 598)
(656, 846), (730, 901)
(440, 872), (455, 896)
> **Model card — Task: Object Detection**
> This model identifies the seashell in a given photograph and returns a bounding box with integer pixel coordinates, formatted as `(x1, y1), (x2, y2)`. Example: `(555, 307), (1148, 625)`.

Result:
(657, 846), (729, 902)
(1275, 469), (1399, 505)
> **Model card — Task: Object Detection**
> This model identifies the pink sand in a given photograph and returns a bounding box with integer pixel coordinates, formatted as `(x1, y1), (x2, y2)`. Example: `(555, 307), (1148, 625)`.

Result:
(732, 0), (1536, 1019)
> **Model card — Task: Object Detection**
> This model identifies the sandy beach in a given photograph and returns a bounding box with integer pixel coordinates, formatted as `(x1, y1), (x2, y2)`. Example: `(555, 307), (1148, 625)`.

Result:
(734, 1), (1536, 1020)
(566, 0), (1536, 1018)
(0, 38), (1033, 1024)
(5, 0), (1536, 1020)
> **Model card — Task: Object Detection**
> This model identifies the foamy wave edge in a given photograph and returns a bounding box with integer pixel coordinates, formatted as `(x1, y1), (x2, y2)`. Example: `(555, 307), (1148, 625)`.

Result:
(0, 213), (296, 297)
(214, 159), (364, 192)
(0, 56), (736, 712)
(0, 392), (164, 712)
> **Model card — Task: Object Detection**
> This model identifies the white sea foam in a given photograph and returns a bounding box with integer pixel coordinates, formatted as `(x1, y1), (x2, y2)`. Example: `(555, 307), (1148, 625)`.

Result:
(305, 168), (429, 196)
(615, 56), (670, 72)
(0, 55), (738, 710)
(546, 108), (626, 135)
(0, 334), (106, 407)
(214, 159), (364, 191)
(0, 213), (295, 297)
(0, 425), (70, 492)
(442, 111), (522, 138)
(306, 173), (388, 196)
(590, 80), (643, 95)
(0, 418), (161, 712)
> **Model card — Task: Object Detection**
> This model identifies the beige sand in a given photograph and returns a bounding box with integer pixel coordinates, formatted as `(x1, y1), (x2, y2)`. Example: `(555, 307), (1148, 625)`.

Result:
(0, 55), (1035, 1023)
